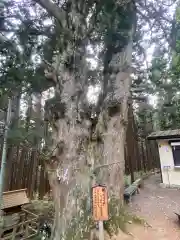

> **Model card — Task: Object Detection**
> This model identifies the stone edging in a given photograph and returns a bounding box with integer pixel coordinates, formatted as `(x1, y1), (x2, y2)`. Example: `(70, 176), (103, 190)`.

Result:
(142, 170), (159, 180)
(159, 183), (180, 189)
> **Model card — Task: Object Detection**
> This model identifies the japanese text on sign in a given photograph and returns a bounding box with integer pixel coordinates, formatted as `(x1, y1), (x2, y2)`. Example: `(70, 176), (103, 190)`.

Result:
(92, 185), (108, 221)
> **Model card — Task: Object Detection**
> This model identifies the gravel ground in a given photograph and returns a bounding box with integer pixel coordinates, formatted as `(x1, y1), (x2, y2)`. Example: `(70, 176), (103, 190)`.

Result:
(126, 173), (180, 239)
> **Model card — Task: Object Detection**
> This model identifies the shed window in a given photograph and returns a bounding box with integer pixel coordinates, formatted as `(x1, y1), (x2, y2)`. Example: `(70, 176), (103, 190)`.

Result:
(171, 144), (180, 166)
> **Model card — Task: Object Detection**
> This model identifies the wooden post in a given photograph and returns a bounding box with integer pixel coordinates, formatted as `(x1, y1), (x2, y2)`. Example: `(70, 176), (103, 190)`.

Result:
(12, 225), (18, 240)
(25, 223), (29, 238)
(98, 221), (104, 240)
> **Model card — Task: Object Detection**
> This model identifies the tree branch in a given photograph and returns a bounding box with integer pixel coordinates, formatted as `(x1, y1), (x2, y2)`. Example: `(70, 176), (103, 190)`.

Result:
(33, 0), (64, 23)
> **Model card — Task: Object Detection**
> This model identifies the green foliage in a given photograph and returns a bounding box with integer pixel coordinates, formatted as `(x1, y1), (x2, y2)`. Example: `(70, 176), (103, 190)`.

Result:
(28, 197), (145, 240)
(140, 27), (180, 132)
(31, 235), (42, 240)
(7, 120), (45, 147)
(124, 175), (130, 187)
(104, 198), (127, 235)
(124, 171), (145, 187)
(104, 197), (145, 236)
(25, 200), (54, 219)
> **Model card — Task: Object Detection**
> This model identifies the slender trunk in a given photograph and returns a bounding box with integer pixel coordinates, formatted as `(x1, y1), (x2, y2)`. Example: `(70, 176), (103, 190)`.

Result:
(39, 161), (46, 199)
(29, 93), (42, 199)
(132, 108), (141, 172)
(124, 145), (129, 175)
(145, 140), (150, 171)
(141, 140), (146, 173)
(126, 107), (135, 183)
(5, 93), (21, 191)
(17, 95), (32, 189)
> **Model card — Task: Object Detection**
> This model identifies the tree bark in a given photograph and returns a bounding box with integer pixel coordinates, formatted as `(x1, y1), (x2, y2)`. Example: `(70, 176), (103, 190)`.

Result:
(126, 106), (135, 183)
(45, 39), (134, 239)
(5, 93), (21, 191)
(34, 0), (64, 23)
(17, 95), (32, 189)
(102, 37), (134, 200)
(29, 93), (42, 199)
(35, 0), (135, 238)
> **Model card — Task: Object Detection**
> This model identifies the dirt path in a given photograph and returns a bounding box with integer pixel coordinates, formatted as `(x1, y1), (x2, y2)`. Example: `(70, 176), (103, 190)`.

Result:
(117, 173), (180, 239)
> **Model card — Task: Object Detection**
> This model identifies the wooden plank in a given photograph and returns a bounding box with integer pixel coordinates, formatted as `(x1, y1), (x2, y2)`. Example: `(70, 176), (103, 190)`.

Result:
(1, 218), (38, 240)
(2, 226), (38, 240)
(1, 217), (38, 232)
(3, 213), (20, 228)
(28, 226), (38, 233)
(22, 208), (39, 218)
(12, 225), (18, 240)
(132, 178), (142, 187)
(22, 232), (38, 240)
(25, 224), (29, 238)
(3, 189), (28, 195)
(2, 230), (24, 240)
(1, 189), (29, 210)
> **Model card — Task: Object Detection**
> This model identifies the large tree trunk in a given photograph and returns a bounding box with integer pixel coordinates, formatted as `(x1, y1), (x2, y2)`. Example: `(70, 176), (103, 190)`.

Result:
(35, 0), (135, 238)
(44, 42), (134, 240)
(102, 39), (133, 202)
(46, 95), (93, 239)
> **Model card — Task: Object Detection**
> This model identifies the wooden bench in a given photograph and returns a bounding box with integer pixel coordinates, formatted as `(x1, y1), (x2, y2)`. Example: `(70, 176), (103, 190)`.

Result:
(132, 178), (143, 193)
(124, 185), (138, 203)
(124, 178), (142, 203)
(0, 189), (39, 240)
(132, 178), (142, 187)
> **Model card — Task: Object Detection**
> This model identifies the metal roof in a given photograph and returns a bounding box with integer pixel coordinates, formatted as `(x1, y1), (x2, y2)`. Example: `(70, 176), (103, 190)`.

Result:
(148, 129), (180, 140)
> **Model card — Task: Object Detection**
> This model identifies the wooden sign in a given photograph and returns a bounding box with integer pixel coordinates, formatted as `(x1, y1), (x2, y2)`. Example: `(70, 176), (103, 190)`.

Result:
(92, 185), (108, 221)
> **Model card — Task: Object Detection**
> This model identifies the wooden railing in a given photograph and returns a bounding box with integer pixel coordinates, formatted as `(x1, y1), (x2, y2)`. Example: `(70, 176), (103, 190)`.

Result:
(1, 206), (39, 239)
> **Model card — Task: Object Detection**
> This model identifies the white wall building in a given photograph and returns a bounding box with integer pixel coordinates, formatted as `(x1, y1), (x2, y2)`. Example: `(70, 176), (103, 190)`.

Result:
(148, 129), (180, 188)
